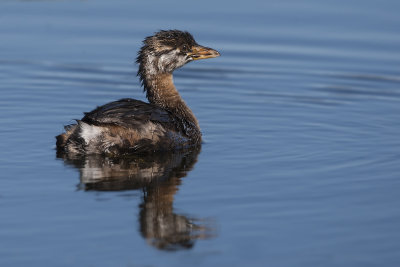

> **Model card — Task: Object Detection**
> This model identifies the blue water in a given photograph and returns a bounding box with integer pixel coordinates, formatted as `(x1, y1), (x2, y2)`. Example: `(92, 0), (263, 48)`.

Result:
(1, 0), (400, 266)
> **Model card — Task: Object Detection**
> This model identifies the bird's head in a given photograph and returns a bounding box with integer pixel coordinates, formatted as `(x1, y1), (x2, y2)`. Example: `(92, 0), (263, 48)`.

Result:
(137, 30), (220, 78)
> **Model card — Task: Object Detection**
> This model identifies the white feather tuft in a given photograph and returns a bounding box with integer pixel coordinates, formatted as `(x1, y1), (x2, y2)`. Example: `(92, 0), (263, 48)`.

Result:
(79, 122), (102, 145)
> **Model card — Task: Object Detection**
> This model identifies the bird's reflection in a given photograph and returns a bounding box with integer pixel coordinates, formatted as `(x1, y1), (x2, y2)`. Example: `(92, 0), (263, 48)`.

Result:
(57, 148), (214, 251)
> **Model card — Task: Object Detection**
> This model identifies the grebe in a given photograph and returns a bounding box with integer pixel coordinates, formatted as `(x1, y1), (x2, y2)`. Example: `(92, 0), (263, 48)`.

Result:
(56, 30), (219, 155)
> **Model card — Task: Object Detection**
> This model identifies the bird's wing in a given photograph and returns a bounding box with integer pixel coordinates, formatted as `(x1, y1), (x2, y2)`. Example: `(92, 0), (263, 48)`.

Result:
(81, 98), (174, 129)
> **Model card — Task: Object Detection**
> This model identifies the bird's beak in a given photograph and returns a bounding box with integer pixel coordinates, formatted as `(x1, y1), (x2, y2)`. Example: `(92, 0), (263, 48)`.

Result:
(188, 45), (220, 60)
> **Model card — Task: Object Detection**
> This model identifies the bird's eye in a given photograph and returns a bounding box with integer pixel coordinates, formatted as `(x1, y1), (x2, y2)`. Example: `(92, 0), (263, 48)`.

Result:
(182, 45), (188, 52)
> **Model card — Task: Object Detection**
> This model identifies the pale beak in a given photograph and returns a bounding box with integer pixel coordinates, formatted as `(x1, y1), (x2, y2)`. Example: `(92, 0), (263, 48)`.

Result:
(188, 45), (220, 60)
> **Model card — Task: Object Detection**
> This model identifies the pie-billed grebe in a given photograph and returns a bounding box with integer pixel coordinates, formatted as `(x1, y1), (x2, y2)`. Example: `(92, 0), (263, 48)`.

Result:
(56, 30), (219, 155)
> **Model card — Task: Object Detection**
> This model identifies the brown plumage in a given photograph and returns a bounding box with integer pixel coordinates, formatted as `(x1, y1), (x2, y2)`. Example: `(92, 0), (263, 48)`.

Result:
(56, 30), (219, 155)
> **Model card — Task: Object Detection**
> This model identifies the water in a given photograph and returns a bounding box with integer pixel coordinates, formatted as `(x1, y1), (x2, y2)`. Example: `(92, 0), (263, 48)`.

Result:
(1, 0), (400, 266)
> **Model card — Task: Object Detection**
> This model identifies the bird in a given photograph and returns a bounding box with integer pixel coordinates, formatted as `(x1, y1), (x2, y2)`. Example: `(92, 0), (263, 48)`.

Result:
(56, 30), (220, 155)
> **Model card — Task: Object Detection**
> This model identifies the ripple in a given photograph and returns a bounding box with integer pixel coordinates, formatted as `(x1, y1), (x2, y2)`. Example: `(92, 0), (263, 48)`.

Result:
(1, 2), (400, 265)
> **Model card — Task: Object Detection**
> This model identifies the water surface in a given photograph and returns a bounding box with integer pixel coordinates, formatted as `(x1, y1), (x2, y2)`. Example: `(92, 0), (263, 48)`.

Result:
(1, 0), (400, 266)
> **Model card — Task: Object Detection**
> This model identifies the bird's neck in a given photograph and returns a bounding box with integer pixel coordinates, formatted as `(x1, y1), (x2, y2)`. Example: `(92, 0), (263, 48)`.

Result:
(144, 73), (199, 129)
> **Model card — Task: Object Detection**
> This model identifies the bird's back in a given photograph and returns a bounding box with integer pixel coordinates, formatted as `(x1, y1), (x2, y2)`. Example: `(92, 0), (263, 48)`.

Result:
(56, 98), (201, 155)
